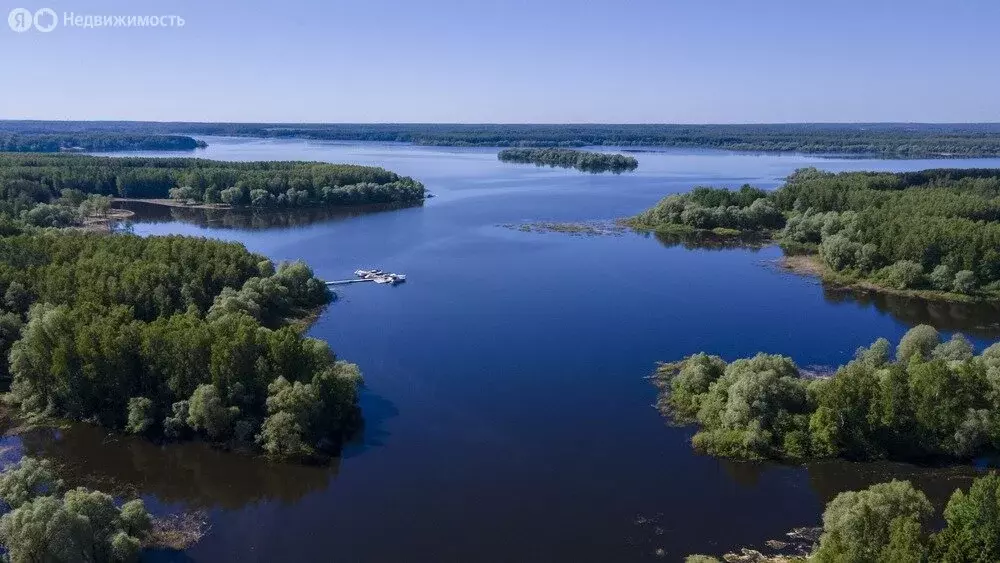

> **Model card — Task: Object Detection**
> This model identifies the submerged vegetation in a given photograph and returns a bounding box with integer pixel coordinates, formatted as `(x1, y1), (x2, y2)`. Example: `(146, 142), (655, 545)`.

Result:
(0, 154), (424, 211)
(8, 121), (1000, 157)
(0, 133), (206, 153)
(690, 474), (1000, 563)
(631, 168), (1000, 299)
(498, 148), (638, 173)
(657, 325), (1000, 462)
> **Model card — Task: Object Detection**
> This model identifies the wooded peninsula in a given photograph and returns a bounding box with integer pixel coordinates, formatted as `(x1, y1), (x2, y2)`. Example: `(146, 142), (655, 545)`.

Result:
(498, 148), (638, 173)
(5, 121), (1000, 157)
(628, 168), (1000, 300)
(657, 325), (1000, 463)
(0, 133), (206, 152)
(0, 154), (425, 227)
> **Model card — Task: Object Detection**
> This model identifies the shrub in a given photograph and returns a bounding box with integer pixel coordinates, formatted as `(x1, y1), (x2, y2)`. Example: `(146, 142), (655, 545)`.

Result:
(953, 270), (978, 294)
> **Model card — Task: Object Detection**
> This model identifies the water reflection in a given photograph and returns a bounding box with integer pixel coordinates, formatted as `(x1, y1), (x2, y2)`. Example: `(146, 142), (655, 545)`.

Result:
(804, 460), (981, 511)
(823, 287), (1000, 339)
(115, 200), (423, 231)
(649, 230), (769, 251)
(18, 425), (337, 510)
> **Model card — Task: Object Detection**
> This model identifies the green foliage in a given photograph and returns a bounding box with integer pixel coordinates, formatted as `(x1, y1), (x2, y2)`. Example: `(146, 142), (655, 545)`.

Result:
(0, 133), (205, 152)
(125, 397), (154, 434)
(659, 353), (809, 459)
(629, 186), (784, 233)
(874, 260), (925, 290)
(0, 231), (358, 459)
(13, 122), (1000, 157)
(931, 473), (1000, 562)
(0, 457), (151, 563)
(954, 270), (978, 294)
(657, 325), (1000, 462)
(636, 167), (1000, 294)
(0, 153), (424, 212)
(187, 384), (239, 441)
(898, 325), (941, 363)
(813, 480), (932, 563)
(498, 148), (638, 173)
(931, 264), (955, 291)
(0, 457), (62, 509)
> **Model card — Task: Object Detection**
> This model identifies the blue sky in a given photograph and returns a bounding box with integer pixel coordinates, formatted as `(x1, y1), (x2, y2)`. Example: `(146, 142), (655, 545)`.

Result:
(3, 0), (999, 123)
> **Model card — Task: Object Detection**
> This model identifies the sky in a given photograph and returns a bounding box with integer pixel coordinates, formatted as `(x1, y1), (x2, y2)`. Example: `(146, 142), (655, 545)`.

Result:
(2, 0), (1000, 123)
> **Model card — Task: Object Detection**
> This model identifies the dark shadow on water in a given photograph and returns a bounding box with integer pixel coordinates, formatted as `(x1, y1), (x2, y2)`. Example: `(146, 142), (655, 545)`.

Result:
(115, 200), (423, 231)
(648, 230), (769, 252)
(141, 549), (197, 563)
(822, 286), (1000, 339)
(341, 389), (400, 458)
(805, 459), (984, 518)
(18, 425), (339, 510)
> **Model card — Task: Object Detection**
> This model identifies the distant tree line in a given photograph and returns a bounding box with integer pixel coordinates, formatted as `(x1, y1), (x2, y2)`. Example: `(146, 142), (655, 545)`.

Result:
(0, 154), (425, 210)
(0, 133), (206, 152)
(657, 325), (1000, 462)
(498, 148), (638, 173)
(0, 232), (362, 462)
(631, 167), (1000, 296)
(4, 121), (1000, 157)
(690, 473), (1000, 563)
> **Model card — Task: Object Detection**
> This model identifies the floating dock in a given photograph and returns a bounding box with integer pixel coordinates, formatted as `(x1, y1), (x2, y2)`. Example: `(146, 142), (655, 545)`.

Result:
(325, 268), (406, 286)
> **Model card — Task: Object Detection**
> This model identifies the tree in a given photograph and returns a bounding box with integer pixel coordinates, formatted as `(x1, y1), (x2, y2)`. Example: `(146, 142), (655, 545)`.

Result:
(931, 472), (1000, 562)
(896, 325), (940, 363)
(813, 480), (932, 563)
(0, 457), (62, 509)
(126, 397), (155, 434)
(930, 264), (954, 291)
(186, 384), (239, 440)
(954, 270), (978, 294)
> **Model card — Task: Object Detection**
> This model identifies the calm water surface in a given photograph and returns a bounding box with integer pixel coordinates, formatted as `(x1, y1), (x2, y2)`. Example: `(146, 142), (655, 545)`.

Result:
(51, 139), (1000, 561)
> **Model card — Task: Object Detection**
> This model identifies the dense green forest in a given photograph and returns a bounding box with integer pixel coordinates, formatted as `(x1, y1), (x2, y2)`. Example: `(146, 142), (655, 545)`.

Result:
(0, 456), (156, 562)
(0, 133), (206, 152)
(5, 121), (1000, 157)
(657, 325), (1000, 462)
(630, 168), (1000, 297)
(689, 473), (1000, 563)
(0, 232), (361, 461)
(498, 148), (638, 173)
(0, 154), (425, 213)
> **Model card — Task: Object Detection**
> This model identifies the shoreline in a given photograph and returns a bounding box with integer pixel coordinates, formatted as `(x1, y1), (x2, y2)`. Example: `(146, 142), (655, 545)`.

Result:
(778, 253), (998, 304)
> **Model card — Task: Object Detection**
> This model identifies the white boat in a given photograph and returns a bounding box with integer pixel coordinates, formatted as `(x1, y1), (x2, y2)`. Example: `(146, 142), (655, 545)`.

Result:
(373, 275), (393, 284)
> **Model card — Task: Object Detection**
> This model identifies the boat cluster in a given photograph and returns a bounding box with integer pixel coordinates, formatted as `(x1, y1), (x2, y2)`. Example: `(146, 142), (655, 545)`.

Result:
(354, 269), (407, 285)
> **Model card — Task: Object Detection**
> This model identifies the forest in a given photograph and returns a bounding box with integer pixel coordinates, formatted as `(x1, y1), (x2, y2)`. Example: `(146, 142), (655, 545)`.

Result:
(657, 325), (1000, 462)
(5, 121), (1000, 157)
(0, 232), (362, 462)
(630, 168), (1000, 296)
(689, 473), (1000, 563)
(0, 456), (157, 562)
(0, 133), (206, 152)
(0, 154), (425, 212)
(498, 148), (638, 173)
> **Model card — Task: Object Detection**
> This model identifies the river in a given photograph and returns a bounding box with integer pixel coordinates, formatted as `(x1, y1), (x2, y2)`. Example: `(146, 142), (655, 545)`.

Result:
(40, 137), (1000, 561)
